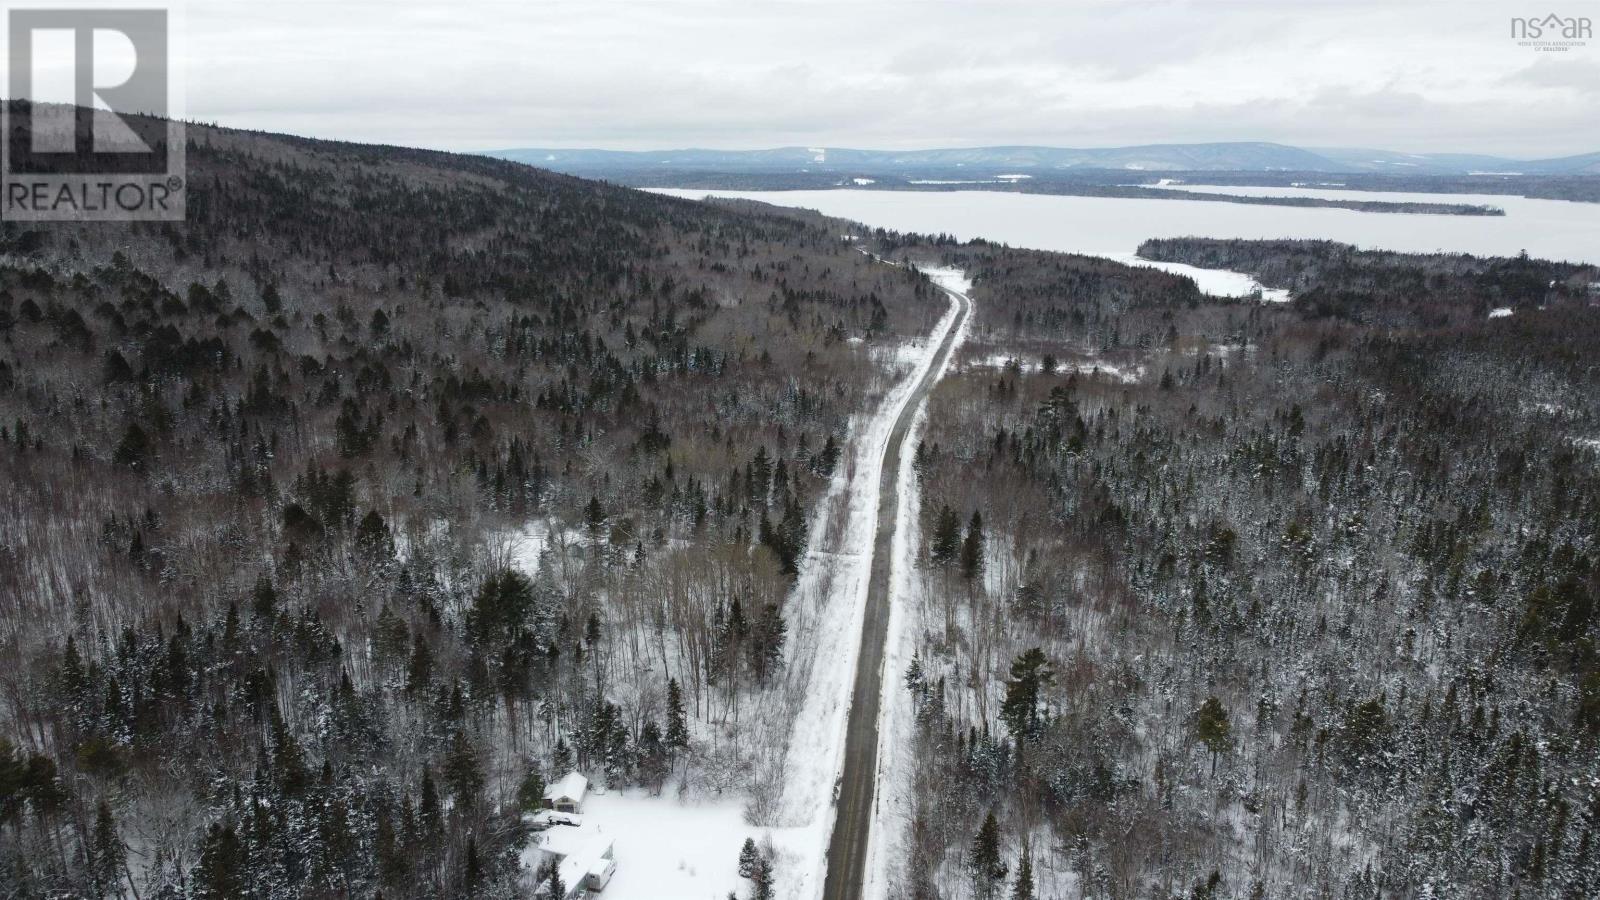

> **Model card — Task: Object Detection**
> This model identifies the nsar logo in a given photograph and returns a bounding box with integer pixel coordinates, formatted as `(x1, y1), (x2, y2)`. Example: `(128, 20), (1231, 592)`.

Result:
(1510, 13), (1592, 52)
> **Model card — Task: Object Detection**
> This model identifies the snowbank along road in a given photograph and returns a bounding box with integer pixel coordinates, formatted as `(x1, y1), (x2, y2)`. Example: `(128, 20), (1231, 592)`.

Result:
(821, 271), (972, 900)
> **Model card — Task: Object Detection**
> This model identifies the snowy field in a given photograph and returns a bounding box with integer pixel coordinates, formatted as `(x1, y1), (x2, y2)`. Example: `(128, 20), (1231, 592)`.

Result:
(1099, 251), (1291, 301)
(580, 788), (763, 899)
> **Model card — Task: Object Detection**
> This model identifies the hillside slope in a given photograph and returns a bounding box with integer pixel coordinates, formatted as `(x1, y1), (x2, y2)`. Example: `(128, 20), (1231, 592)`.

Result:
(0, 112), (946, 898)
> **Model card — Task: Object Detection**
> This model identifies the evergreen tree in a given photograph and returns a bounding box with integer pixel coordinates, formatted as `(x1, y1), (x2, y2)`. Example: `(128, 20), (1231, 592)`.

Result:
(102, 349), (134, 384)
(815, 434), (841, 476)
(747, 602), (786, 682)
(193, 823), (245, 899)
(1190, 869), (1223, 900)
(406, 633), (434, 694)
(1195, 696), (1232, 775)
(463, 836), (482, 891)
(467, 568), (536, 646)
(418, 767), (443, 845)
(738, 837), (760, 878)
(969, 811), (1008, 900)
(753, 856), (775, 900)
(749, 446), (772, 506)
(269, 704), (310, 796)
(929, 504), (961, 567)
(960, 510), (986, 582)
(1578, 671), (1600, 732)
(374, 604), (409, 668)
(355, 509), (394, 558)
(112, 423), (151, 470)
(1011, 842), (1036, 900)
(665, 678), (690, 757)
(375, 803), (407, 887)
(639, 720), (669, 791)
(443, 729), (485, 809)
(999, 648), (1054, 740)
(540, 858), (566, 900)
(222, 602), (241, 653)
(1340, 694), (1390, 762)
(516, 767), (546, 814)
(88, 801), (124, 898)
(905, 650), (926, 699)
(315, 787), (356, 889)
(585, 495), (607, 539)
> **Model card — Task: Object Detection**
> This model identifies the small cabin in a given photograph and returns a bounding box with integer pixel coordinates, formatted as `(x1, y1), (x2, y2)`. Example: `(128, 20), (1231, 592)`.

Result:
(543, 771), (589, 814)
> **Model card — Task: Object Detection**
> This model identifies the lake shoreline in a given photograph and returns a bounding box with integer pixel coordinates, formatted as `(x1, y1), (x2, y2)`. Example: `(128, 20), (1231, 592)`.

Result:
(647, 186), (1600, 271)
(650, 181), (1505, 216)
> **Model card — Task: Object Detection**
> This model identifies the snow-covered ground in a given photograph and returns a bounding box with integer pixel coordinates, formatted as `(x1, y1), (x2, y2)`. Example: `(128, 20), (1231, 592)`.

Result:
(494, 519), (550, 574)
(871, 340), (934, 370)
(917, 266), (973, 297)
(485, 517), (594, 587)
(864, 265), (973, 900)
(519, 787), (777, 899)
(1100, 251), (1291, 302)
(964, 351), (1143, 383)
(578, 788), (763, 899)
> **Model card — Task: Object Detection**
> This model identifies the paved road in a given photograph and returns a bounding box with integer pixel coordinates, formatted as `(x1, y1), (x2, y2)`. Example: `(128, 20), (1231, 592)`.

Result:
(821, 281), (970, 900)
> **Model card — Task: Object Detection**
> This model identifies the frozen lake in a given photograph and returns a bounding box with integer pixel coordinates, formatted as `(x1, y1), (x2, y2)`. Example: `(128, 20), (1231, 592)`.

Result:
(648, 185), (1600, 296)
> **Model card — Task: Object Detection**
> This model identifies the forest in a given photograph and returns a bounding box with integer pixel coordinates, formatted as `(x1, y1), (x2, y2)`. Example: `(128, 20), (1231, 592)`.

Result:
(856, 234), (1600, 898)
(0, 112), (945, 898)
(4, 106), (1600, 900)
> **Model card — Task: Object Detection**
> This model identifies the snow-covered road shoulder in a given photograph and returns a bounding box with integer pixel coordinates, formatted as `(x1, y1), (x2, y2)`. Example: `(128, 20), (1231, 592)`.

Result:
(772, 266), (968, 900)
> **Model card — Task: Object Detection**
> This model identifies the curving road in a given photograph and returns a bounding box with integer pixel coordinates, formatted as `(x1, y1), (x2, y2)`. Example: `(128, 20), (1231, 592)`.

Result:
(822, 278), (970, 900)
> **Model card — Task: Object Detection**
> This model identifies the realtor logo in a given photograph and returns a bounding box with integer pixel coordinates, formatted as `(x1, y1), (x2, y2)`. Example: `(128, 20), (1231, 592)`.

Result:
(1510, 13), (1592, 52)
(3, 6), (185, 220)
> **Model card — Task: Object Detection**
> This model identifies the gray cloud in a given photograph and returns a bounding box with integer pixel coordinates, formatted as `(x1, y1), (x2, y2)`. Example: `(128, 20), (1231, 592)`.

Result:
(173, 0), (1598, 156)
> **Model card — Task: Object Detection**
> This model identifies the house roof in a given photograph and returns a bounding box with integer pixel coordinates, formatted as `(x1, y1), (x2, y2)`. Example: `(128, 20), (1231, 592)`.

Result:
(562, 834), (612, 884)
(543, 771), (588, 802)
(539, 824), (599, 858)
(522, 823), (612, 897)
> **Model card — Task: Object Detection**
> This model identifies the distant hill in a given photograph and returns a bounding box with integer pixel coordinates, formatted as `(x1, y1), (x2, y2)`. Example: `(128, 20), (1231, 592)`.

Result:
(491, 142), (1600, 176)
(1308, 147), (1600, 175)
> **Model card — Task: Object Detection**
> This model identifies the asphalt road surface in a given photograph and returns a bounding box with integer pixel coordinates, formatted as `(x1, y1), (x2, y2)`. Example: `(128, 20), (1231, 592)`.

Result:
(821, 279), (970, 900)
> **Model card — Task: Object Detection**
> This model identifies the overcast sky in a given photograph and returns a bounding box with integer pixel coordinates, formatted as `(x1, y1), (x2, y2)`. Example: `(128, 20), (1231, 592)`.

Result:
(178, 0), (1597, 157)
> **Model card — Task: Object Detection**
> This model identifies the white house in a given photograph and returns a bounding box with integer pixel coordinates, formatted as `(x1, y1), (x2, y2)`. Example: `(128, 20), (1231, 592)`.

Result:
(543, 771), (589, 814)
(522, 820), (616, 898)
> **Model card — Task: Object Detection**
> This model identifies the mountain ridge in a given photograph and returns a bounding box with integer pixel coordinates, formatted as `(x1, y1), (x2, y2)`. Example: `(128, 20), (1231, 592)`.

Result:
(489, 141), (1600, 175)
